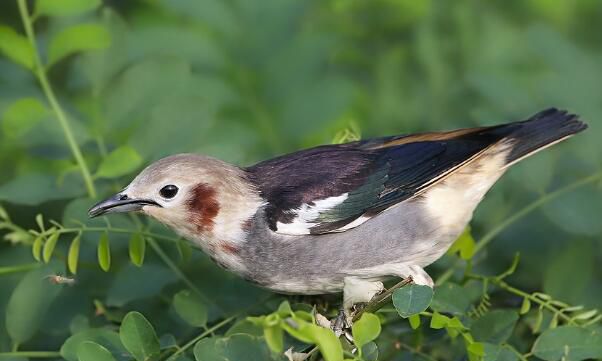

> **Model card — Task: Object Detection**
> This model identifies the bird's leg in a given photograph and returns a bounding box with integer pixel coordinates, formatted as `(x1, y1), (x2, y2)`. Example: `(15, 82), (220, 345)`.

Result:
(336, 277), (385, 330)
(403, 265), (434, 287)
(328, 268), (433, 333)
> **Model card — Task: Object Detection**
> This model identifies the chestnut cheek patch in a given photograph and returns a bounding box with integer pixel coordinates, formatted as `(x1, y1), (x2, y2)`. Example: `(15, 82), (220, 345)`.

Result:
(186, 183), (220, 233)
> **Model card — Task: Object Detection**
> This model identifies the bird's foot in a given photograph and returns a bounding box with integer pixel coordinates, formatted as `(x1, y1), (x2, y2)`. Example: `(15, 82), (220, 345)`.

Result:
(327, 307), (357, 344)
(314, 308), (354, 342)
(331, 308), (347, 335)
(331, 308), (355, 343)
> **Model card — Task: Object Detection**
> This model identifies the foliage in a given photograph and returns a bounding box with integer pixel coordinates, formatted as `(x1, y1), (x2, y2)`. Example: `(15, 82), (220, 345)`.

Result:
(0, 0), (601, 361)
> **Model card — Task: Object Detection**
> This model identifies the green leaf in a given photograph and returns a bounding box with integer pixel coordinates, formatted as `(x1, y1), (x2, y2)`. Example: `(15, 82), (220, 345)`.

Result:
(0, 172), (85, 206)
(35, 0), (101, 17)
(282, 318), (343, 361)
(226, 320), (264, 337)
(107, 264), (178, 307)
(43, 232), (59, 263)
(35, 214), (45, 230)
(430, 312), (451, 329)
(2, 98), (50, 138)
(469, 342), (485, 356)
(532, 326), (602, 361)
(193, 334), (275, 361)
(409, 314), (421, 330)
(159, 334), (178, 350)
(77, 341), (117, 361)
(176, 240), (192, 263)
(520, 297), (531, 315)
(0, 25), (34, 70)
(4, 229), (34, 244)
(263, 323), (284, 353)
(352, 313), (381, 349)
(543, 242), (594, 306)
(549, 313), (558, 329)
(98, 232), (111, 272)
(6, 264), (63, 344)
(61, 329), (125, 361)
(306, 326), (343, 361)
(173, 290), (208, 327)
(48, 23), (111, 66)
(533, 307), (544, 333)
(361, 342), (379, 361)
(68, 233), (81, 274)
(482, 343), (519, 361)
(129, 234), (146, 267)
(276, 301), (293, 317)
(119, 312), (160, 361)
(447, 227), (476, 260)
(96, 146), (143, 179)
(0, 205), (9, 220)
(431, 282), (472, 315)
(392, 284), (434, 318)
(32, 235), (44, 261)
(573, 309), (598, 321)
(471, 310), (519, 344)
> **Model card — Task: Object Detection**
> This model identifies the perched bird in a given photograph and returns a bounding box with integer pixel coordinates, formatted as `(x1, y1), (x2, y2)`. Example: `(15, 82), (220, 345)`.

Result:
(89, 108), (586, 325)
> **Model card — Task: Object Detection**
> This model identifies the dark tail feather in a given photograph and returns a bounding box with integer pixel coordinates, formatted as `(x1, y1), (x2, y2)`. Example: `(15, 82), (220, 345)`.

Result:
(503, 108), (587, 167)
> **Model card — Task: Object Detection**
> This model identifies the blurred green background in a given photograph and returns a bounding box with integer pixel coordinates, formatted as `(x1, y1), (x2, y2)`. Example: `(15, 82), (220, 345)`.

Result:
(1, 0), (601, 360)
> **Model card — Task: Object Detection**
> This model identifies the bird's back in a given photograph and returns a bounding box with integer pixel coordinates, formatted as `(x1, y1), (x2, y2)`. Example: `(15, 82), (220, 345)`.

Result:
(247, 108), (586, 236)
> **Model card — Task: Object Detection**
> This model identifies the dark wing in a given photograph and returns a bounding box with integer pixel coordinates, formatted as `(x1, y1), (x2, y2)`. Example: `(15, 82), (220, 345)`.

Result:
(246, 125), (514, 235)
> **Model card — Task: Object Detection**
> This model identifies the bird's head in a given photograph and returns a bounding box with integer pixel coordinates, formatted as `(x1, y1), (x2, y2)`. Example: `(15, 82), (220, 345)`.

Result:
(88, 154), (262, 246)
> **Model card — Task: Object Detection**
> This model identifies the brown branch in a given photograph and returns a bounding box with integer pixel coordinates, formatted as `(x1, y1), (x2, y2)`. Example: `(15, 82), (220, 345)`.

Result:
(353, 277), (413, 322)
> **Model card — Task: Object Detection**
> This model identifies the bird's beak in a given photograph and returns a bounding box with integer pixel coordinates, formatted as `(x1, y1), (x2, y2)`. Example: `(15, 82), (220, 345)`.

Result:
(88, 193), (161, 218)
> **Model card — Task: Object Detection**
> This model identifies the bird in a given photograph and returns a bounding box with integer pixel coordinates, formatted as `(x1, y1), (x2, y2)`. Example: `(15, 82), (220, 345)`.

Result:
(89, 108), (586, 327)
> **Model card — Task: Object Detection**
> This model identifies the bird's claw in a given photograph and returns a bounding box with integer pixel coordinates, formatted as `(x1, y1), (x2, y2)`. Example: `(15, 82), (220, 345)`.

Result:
(331, 308), (355, 345)
(331, 308), (347, 336)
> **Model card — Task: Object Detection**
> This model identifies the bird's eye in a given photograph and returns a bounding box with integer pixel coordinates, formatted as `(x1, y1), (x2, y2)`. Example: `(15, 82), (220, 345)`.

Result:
(159, 185), (179, 199)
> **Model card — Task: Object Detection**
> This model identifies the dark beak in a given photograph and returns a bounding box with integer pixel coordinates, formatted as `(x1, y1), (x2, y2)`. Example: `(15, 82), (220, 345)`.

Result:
(88, 193), (161, 218)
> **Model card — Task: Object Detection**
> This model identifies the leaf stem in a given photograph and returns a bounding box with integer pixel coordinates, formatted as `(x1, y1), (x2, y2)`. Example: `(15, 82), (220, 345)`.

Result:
(165, 316), (236, 361)
(466, 274), (574, 324)
(41, 226), (181, 244)
(0, 351), (61, 358)
(17, 0), (97, 198)
(473, 170), (602, 254)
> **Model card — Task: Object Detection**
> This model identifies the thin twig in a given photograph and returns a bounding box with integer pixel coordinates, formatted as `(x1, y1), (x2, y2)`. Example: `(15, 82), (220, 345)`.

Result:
(39, 226), (181, 244)
(165, 316), (236, 361)
(465, 274), (575, 324)
(17, 0), (97, 198)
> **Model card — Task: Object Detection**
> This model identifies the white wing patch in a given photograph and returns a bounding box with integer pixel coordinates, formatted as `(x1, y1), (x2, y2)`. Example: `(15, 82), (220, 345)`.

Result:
(275, 193), (349, 235)
(333, 215), (371, 232)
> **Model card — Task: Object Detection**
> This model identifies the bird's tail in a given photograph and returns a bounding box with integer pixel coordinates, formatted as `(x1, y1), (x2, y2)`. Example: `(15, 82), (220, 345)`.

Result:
(500, 108), (587, 168)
